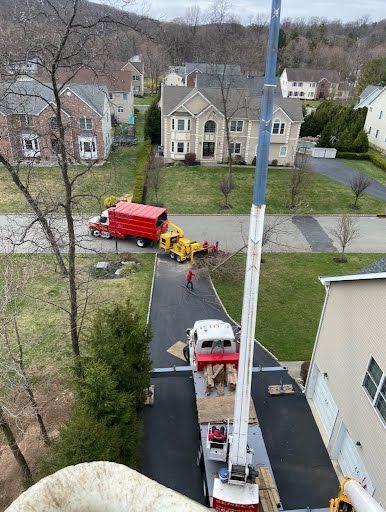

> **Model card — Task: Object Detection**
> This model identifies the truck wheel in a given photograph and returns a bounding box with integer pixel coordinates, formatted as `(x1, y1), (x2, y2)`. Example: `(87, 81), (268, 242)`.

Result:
(91, 228), (101, 238)
(176, 255), (183, 263)
(170, 252), (175, 259)
(136, 238), (147, 248)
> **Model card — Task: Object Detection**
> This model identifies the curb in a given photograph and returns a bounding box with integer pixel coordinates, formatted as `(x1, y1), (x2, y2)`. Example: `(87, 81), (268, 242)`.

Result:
(146, 253), (158, 325)
(207, 273), (280, 365)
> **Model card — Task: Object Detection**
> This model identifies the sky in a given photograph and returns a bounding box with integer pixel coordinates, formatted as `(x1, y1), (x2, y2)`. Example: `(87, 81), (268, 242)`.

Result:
(145, 0), (386, 23)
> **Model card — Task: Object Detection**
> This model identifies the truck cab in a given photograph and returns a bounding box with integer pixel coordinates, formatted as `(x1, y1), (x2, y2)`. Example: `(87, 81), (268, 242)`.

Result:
(187, 320), (239, 371)
(88, 210), (111, 238)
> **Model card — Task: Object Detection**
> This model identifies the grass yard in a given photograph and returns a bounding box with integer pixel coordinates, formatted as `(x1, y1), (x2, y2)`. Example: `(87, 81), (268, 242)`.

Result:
(11, 253), (155, 373)
(134, 93), (157, 105)
(212, 253), (382, 361)
(342, 155), (386, 187)
(0, 114), (145, 214)
(148, 165), (385, 215)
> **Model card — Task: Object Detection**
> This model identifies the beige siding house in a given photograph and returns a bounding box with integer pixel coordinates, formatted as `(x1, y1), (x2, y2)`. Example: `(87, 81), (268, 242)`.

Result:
(305, 260), (386, 506)
(356, 86), (386, 154)
(161, 81), (303, 166)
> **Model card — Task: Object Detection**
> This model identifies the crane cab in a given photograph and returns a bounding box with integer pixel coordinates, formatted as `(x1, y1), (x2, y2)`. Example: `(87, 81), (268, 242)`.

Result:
(186, 320), (239, 371)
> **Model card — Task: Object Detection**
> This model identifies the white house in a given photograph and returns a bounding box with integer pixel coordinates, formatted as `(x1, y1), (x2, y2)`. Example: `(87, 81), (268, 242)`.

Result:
(355, 85), (386, 154)
(161, 79), (303, 166)
(305, 258), (386, 505)
(280, 68), (352, 101)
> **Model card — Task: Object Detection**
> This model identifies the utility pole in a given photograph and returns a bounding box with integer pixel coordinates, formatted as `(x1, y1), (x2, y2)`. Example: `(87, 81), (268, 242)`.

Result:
(228, 0), (282, 484)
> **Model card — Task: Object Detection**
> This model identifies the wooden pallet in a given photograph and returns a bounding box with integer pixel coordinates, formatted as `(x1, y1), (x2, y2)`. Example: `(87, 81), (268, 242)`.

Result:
(268, 384), (295, 396)
(256, 466), (281, 511)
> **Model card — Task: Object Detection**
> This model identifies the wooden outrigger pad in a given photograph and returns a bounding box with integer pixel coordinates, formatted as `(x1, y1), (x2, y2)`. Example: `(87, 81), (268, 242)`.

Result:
(256, 466), (281, 511)
(268, 384), (295, 396)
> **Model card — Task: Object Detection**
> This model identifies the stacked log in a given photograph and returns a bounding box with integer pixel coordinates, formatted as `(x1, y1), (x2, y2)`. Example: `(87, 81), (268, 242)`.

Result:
(226, 364), (237, 391)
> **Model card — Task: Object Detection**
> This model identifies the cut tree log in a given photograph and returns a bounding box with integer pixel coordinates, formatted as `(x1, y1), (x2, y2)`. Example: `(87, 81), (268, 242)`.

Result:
(226, 364), (237, 391)
(204, 365), (214, 394)
(212, 364), (226, 384)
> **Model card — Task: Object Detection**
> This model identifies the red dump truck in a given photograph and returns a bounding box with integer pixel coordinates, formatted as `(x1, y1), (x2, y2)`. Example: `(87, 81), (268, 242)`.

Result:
(88, 201), (168, 247)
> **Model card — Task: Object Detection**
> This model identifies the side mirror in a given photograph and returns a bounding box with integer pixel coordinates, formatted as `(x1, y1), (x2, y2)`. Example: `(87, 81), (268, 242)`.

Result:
(186, 328), (191, 335)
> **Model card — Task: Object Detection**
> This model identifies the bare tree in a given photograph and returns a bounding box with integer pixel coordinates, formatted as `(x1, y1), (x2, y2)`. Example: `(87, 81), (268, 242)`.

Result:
(262, 216), (290, 249)
(146, 148), (163, 204)
(219, 173), (235, 208)
(350, 173), (371, 209)
(287, 150), (313, 209)
(330, 214), (359, 262)
(0, 404), (32, 481)
(0, 0), (148, 375)
(0, 256), (50, 445)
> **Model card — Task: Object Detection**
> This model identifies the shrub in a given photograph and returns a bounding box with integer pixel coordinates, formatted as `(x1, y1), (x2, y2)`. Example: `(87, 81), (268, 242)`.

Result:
(232, 155), (246, 165)
(271, 159), (278, 166)
(103, 195), (118, 208)
(132, 139), (152, 203)
(369, 152), (386, 172)
(144, 93), (161, 144)
(337, 151), (370, 160)
(184, 152), (196, 166)
(300, 362), (310, 385)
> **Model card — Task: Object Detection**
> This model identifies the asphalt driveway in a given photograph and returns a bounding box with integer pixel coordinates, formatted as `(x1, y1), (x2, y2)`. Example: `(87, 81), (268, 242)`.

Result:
(309, 157), (386, 202)
(139, 255), (338, 510)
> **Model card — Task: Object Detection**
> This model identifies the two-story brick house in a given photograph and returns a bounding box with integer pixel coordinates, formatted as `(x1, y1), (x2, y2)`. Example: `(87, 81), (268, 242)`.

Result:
(0, 81), (112, 163)
(160, 80), (303, 166)
(53, 68), (134, 124)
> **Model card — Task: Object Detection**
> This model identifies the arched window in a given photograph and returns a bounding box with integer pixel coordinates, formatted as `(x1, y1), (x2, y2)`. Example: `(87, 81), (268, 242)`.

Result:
(204, 120), (216, 133)
(272, 118), (285, 135)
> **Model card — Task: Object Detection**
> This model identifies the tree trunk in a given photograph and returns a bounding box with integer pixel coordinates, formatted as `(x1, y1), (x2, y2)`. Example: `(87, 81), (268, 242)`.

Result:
(21, 371), (50, 445)
(0, 155), (68, 276)
(0, 405), (32, 480)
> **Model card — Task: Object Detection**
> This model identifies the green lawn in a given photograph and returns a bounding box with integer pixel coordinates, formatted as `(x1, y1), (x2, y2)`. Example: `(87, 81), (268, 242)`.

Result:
(212, 253), (382, 361)
(147, 165), (385, 214)
(0, 114), (145, 214)
(342, 155), (386, 187)
(134, 93), (157, 105)
(11, 253), (155, 373)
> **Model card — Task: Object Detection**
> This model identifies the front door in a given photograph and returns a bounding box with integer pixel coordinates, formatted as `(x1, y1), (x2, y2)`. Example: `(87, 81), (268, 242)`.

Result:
(203, 142), (215, 158)
(79, 137), (97, 159)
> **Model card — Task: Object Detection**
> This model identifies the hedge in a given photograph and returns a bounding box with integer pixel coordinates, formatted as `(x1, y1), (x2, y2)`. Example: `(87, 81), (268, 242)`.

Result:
(132, 139), (152, 203)
(337, 152), (370, 160)
(337, 151), (386, 172)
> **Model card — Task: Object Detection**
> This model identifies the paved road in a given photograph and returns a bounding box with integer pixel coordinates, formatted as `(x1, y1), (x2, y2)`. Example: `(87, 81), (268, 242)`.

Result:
(0, 213), (385, 254)
(140, 256), (338, 510)
(309, 157), (386, 202)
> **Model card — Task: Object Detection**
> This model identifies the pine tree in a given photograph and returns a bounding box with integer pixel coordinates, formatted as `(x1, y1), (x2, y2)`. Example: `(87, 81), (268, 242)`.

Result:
(144, 92), (161, 144)
(352, 130), (369, 153)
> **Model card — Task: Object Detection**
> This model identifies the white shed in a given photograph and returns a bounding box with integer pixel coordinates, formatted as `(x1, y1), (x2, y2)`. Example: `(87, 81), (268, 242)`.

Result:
(311, 147), (337, 158)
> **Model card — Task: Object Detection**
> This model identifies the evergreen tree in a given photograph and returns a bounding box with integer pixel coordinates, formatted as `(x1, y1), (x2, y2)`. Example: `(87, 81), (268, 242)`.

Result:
(357, 56), (386, 94)
(144, 92), (161, 144)
(352, 130), (369, 153)
(87, 301), (152, 410)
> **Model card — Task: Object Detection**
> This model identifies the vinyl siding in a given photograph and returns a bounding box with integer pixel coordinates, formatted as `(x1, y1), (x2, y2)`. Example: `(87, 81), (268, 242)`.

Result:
(309, 279), (386, 503)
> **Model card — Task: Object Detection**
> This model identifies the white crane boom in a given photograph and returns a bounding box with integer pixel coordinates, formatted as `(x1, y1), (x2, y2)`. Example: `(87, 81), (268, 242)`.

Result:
(344, 479), (385, 512)
(228, 0), (282, 483)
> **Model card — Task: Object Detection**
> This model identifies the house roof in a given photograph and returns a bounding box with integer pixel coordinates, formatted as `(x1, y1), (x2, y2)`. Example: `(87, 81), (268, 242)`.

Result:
(360, 84), (381, 100)
(162, 84), (303, 122)
(53, 68), (132, 93)
(196, 74), (282, 96)
(0, 81), (107, 116)
(285, 67), (340, 83)
(185, 62), (242, 76)
(320, 257), (386, 286)
(123, 60), (143, 75)
(354, 85), (385, 109)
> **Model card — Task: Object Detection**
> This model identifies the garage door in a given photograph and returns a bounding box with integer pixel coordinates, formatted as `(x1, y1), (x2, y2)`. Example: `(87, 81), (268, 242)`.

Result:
(338, 430), (374, 495)
(313, 368), (338, 438)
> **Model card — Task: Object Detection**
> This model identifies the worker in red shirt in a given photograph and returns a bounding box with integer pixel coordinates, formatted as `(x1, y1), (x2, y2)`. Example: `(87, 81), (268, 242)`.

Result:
(186, 268), (195, 291)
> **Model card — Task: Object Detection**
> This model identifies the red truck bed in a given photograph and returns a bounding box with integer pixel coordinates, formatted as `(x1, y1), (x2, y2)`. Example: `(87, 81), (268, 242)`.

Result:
(109, 202), (167, 240)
